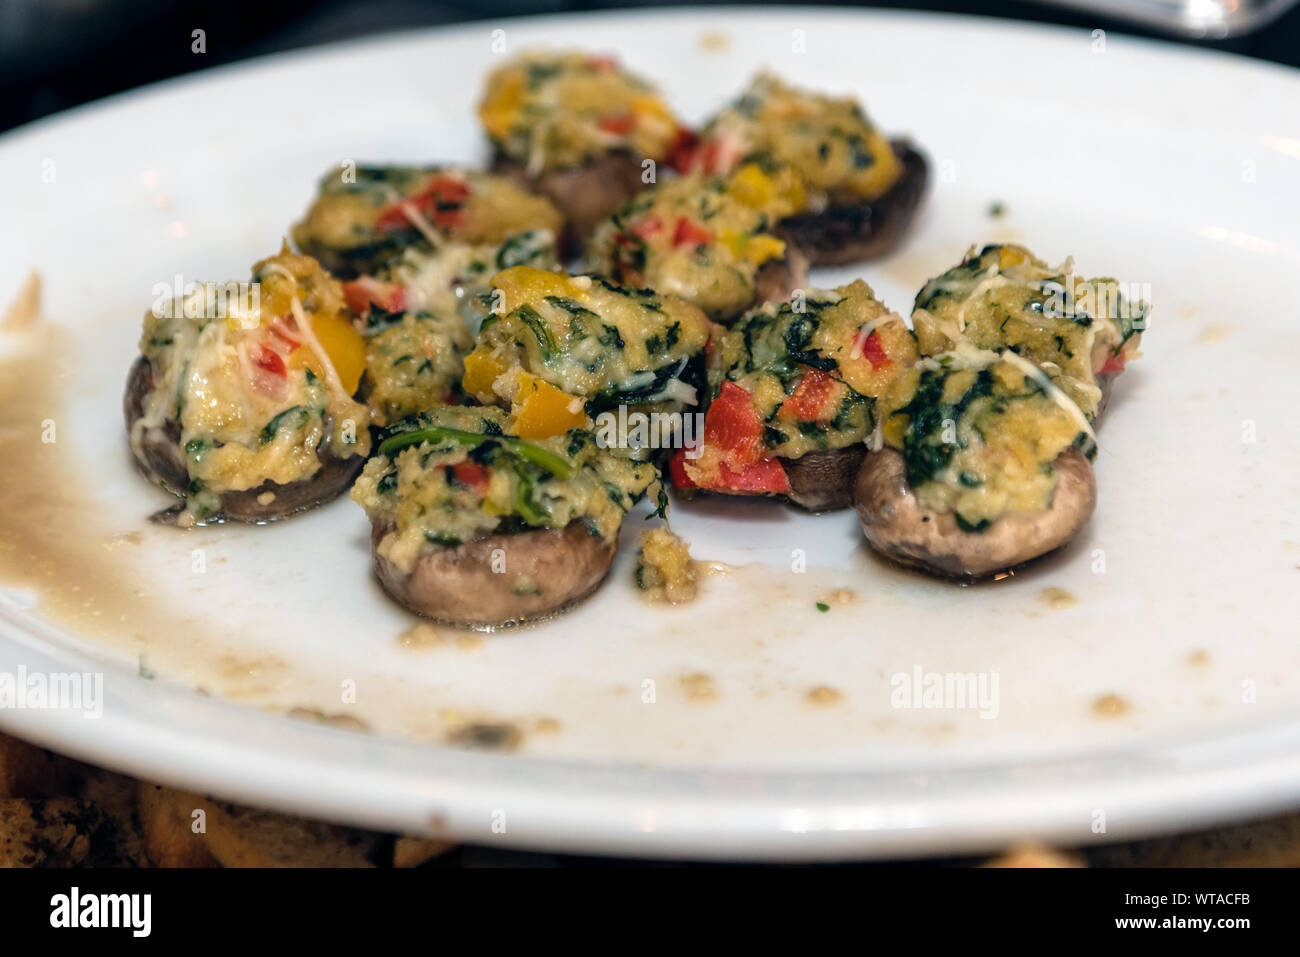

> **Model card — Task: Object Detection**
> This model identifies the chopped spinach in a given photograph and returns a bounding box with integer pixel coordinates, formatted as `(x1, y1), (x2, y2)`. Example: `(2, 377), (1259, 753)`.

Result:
(259, 406), (310, 445)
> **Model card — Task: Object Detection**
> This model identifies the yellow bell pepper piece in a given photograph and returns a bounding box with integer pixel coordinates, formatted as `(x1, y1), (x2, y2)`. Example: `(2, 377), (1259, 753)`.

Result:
(511, 373), (587, 439)
(290, 312), (366, 395)
(479, 70), (524, 140)
(489, 266), (583, 313)
(631, 95), (674, 128)
(719, 228), (786, 266)
(882, 411), (909, 449)
(462, 348), (509, 402)
(729, 163), (806, 218)
(998, 245), (1030, 270)
(728, 163), (777, 209)
(743, 234), (786, 265)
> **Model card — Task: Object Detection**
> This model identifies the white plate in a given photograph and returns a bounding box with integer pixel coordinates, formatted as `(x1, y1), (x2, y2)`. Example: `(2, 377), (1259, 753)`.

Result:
(1, 7), (1299, 861)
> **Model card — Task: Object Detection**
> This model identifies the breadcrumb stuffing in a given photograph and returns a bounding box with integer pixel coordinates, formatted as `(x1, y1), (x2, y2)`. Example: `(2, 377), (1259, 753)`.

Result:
(635, 528), (699, 604)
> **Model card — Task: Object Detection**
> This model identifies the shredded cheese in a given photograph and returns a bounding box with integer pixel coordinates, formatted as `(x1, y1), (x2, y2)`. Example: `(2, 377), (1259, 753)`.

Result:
(849, 312), (906, 359)
(377, 184), (444, 250)
(953, 272), (1009, 334)
(999, 349), (1097, 448)
(397, 200), (444, 250)
(258, 263), (351, 407)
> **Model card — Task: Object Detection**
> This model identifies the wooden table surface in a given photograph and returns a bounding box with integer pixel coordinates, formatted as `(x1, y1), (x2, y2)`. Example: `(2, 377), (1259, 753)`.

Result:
(4, 731), (1298, 867)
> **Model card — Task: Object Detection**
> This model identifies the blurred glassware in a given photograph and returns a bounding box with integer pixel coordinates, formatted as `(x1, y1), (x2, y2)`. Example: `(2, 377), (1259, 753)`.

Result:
(1032, 0), (1299, 37)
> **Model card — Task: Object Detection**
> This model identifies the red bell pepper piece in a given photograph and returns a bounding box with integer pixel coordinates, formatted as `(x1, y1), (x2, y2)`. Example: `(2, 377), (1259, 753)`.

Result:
(631, 215), (663, 238)
(672, 380), (792, 495)
(715, 458), (791, 493)
(668, 448), (697, 489)
(343, 277), (407, 316)
(1099, 352), (1126, 375)
(254, 345), (286, 377)
(247, 343), (290, 399)
(375, 175), (470, 232)
(598, 113), (636, 136)
(672, 134), (742, 175)
(666, 127), (699, 173)
(852, 329), (890, 368)
(448, 461), (490, 494)
(782, 368), (838, 422)
(705, 381), (763, 462)
(672, 217), (711, 248)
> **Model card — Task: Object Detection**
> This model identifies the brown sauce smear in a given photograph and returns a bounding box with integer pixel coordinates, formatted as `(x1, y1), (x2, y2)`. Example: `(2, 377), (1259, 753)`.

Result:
(0, 326), (159, 654)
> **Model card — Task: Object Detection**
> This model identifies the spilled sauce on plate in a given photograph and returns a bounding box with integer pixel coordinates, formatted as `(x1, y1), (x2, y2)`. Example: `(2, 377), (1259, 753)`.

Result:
(0, 325), (165, 652)
(0, 321), (498, 742)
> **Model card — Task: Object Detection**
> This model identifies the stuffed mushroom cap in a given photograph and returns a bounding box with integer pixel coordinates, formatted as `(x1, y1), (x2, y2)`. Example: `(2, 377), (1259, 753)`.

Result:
(911, 243), (1147, 422)
(856, 347), (1099, 578)
(478, 50), (684, 177)
(341, 230), (561, 427)
(855, 446), (1096, 578)
(588, 168), (808, 324)
(775, 140), (928, 267)
(670, 280), (917, 511)
(676, 71), (928, 265)
(126, 247), (371, 526)
(291, 165), (562, 278)
(677, 71), (904, 205)
(459, 266), (713, 452)
(479, 51), (687, 240)
(351, 405), (661, 627)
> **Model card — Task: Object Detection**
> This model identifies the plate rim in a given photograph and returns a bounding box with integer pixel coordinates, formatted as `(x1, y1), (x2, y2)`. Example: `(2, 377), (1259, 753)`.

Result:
(5, 599), (1300, 861)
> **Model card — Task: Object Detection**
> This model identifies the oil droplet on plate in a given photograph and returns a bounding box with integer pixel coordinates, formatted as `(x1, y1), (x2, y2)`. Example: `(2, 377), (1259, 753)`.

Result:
(1092, 693), (1131, 718)
(698, 30), (730, 52)
(805, 685), (843, 706)
(1039, 587), (1077, 609)
(680, 672), (718, 703)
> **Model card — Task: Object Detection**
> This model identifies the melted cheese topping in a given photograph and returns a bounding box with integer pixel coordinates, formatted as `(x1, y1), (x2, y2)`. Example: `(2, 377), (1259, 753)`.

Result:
(291, 166), (562, 265)
(363, 313), (472, 427)
(358, 234), (560, 426)
(691, 71), (902, 206)
(350, 406), (659, 574)
(912, 244), (1147, 419)
(479, 50), (681, 174)
(877, 349), (1092, 527)
(710, 280), (917, 460)
(391, 230), (559, 327)
(588, 170), (794, 323)
(466, 266), (712, 416)
(133, 248), (371, 523)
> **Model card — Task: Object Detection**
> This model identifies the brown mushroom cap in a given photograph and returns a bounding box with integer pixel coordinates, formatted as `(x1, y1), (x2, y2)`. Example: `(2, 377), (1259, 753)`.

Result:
(491, 150), (646, 247)
(369, 519), (617, 628)
(776, 140), (929, 267)
(124, 356), (189, 493)
(853, 446), (1097, 579)
(752, 245), (810, 317)
(779, 445), (866, 512)
(1094, 370), (1121, 422)
(673, 444), (863, 513)
(124, 356), (363, 523)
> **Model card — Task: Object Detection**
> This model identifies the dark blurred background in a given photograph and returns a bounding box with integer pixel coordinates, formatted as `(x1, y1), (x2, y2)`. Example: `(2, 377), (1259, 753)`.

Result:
(2, 0), (1298, 135)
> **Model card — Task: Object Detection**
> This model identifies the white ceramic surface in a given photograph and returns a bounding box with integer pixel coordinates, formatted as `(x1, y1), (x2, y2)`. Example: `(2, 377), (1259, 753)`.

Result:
(0, 7), (1298, 860)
